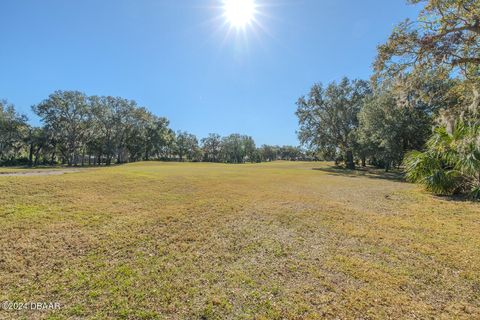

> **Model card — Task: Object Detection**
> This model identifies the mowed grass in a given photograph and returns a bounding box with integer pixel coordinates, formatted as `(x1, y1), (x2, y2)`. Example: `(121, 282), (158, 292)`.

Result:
(0, 161), (479, 319)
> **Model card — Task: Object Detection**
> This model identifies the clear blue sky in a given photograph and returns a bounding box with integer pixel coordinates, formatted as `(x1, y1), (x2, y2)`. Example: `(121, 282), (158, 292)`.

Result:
(0, 0), (420, 146)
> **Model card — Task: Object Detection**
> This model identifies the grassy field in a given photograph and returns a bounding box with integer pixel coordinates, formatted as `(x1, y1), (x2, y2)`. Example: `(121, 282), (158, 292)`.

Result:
(0, 161), (479, 319)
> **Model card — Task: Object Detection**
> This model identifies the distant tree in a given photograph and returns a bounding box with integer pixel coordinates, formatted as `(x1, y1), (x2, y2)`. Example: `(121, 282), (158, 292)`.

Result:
(221, 134), (247, 164)
(26, 127), (49, 166)
(243, 136), (257, 162)
(112, 99), (137, 164)
(89, 96), (115, 165)
(33, 91), (90, 166)
(201, 133), (222, 162)
(158, 128), (176, 160)
(296, 78), (371, 169)
(126, 107), (151, 162)
(279, 145), (303, 161)
(40, 124), (60, 165)
(175, 131), (199, 161)
(259, 145), (279, 162)
(144, 116), (171, 160)
(3, 92), (282, 167)
(258, 145), (305, 161)
(0, 100), (29, 164)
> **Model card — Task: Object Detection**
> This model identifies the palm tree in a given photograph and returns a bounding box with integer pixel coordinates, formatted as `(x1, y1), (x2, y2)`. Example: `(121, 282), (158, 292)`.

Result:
(404, 121), (480, 199)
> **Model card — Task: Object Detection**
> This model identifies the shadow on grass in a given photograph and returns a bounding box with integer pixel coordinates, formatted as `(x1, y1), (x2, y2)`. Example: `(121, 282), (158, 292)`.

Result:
(433, 193), (480, 203)
(312, 165), (405, 182)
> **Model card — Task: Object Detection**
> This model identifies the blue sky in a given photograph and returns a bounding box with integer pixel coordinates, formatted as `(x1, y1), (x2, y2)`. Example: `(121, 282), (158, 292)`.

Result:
(0, 0), (420, 146)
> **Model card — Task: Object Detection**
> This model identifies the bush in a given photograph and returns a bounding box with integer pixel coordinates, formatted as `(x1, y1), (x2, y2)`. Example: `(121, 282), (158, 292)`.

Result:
(404, 123), (480, 199)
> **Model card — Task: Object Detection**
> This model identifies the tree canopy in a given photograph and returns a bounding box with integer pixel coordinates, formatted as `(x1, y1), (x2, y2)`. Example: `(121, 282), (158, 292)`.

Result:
(1, 91), (307, 167)
(375, 0), (480, 80)
(296, 78), (371, 169)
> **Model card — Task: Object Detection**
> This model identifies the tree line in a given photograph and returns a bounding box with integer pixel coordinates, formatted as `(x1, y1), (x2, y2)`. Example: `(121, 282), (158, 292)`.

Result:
(0, 92), (307, 166)
(296, 0), (480, 199)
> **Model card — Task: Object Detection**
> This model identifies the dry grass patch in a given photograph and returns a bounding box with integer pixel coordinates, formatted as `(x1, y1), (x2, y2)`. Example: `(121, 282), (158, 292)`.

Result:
(0, 161), (479, 319)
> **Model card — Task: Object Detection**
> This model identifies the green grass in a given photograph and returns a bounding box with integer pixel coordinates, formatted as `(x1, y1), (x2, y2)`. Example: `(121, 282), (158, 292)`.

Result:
(0, 161), (479, 319)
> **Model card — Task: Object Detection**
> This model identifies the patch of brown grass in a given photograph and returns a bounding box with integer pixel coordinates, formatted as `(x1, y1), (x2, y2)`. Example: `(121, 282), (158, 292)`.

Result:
(0, 161), (479, 319)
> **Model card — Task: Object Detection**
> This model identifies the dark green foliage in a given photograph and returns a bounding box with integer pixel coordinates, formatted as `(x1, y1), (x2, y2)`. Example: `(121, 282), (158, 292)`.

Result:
(220, 134), (254, 164)
(404, 123), (480, 199)
(2, 92), (305, 166)
(0, 100), (29, 165)
(357, 79), (435, 171)
(175, 131), (200, 162)
(258, 145), (307, 162)
(296, 78), (371, 169)
(31, 91), (175, 166)
(374, 0), (480, 197)
(201, 133), (222, 162)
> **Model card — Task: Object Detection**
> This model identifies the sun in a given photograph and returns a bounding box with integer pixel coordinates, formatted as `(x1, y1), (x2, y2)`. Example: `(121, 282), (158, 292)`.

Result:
(223, 0), (256, 28)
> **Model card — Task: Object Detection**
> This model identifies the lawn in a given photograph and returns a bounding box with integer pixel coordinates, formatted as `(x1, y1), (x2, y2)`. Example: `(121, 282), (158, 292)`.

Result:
(0, 161), (479, 319)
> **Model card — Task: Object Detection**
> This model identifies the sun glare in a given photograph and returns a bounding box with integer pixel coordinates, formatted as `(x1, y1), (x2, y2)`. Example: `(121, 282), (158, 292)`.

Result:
(223, 0), (256, 28)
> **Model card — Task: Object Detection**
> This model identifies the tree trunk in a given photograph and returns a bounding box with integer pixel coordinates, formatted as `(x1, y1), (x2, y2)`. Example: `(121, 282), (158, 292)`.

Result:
(34, 152), (40, 166)
(67, 153), (73, 167)
(50, 151), (56, 166)
(28, 142), (34, 167)
(345, 150), (355, 170)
